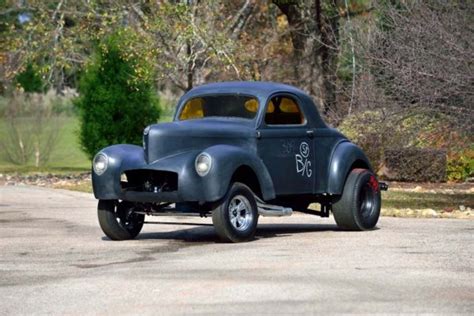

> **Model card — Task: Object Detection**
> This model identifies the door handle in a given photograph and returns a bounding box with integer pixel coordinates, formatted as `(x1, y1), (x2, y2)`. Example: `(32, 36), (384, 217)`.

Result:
(306, 130), (314, 138)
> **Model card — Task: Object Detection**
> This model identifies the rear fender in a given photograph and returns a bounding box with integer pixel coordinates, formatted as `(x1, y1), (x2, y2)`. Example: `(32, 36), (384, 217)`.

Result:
(327, 141), (373, 195)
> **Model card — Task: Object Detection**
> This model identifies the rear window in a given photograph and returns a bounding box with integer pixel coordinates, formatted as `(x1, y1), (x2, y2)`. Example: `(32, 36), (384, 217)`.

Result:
(179, 95), (259, 121)
(264, 96), (305, 125)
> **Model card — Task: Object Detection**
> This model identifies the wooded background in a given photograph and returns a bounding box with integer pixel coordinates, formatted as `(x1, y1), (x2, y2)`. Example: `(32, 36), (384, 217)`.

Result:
(0, 0), (472, 181)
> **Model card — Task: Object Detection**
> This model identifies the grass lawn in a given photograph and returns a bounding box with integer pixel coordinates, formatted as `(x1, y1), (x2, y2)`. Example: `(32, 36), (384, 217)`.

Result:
(0, 113), (175, 174)
(0, 116), (90, 173)
(382, 190), (473, 211)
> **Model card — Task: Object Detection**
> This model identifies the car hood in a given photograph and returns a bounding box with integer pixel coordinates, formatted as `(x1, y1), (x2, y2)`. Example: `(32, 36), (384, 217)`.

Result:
(144, 118), (256, 163)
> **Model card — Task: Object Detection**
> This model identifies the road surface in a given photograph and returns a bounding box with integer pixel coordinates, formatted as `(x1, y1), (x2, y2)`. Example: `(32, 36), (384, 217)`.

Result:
(1, 185), (473, 314)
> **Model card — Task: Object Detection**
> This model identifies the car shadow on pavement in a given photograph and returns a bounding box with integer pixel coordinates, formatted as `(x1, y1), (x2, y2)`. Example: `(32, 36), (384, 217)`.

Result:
(129, 222), (342, 243)
(256, 223), (341, 240)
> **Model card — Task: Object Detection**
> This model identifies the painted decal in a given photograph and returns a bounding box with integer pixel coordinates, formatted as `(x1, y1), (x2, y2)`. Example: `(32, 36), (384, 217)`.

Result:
(281, 140), (296, 156)
(295, 142), (312, 177)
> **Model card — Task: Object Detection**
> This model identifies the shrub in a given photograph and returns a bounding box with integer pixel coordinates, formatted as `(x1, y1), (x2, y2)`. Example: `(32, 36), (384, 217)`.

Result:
(0, 91), (63, 166)
(338, 110), (427, 170)
(382, 148), (446, 182)
(75, 29), (161, 159)
(15, 63), (44, 93)
(338, 110), (457, 179)
(447, 149), (474, 182)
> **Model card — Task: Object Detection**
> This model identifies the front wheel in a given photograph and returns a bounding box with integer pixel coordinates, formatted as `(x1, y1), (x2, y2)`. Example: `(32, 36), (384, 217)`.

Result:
(332, 168), (381, 230)
(98, 200), (145, 240)
(212, 182), (259, 243)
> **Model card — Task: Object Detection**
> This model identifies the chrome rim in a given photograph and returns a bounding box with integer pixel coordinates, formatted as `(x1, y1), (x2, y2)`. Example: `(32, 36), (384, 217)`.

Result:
(228, 195), (253, 231)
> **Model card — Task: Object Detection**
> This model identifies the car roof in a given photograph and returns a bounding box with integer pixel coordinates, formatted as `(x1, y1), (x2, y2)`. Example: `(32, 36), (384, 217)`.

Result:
(177, 81), (328, 128)
(184, 81), (309, 99)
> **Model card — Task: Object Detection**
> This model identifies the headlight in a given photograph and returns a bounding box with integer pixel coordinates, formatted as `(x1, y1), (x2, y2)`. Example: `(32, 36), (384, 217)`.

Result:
(195, 152), (212, 176)
(93, 153), (108, 175)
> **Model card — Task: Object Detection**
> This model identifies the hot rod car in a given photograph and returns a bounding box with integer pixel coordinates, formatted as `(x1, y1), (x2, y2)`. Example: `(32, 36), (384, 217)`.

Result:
(92, 81), (387, 242)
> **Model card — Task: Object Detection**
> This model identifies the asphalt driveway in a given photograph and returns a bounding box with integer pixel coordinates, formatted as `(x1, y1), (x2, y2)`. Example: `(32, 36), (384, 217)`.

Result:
(1, 185), (473, 314)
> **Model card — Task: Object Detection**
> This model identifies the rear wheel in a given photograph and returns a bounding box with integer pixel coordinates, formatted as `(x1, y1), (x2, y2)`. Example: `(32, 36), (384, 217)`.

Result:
(212, 182), (259, 243)
(332, 168), (381, 230)
(98, 200), (145, 240)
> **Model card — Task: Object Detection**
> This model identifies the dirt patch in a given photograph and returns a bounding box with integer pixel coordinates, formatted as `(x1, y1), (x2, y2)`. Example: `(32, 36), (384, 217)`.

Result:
(0, 172), (92, 192)
(386, 181), (474, 194)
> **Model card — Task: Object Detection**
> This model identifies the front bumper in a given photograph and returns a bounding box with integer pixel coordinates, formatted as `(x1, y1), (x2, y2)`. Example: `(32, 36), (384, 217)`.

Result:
(120, 190), (180, 203)
(92, 145), (226, 203)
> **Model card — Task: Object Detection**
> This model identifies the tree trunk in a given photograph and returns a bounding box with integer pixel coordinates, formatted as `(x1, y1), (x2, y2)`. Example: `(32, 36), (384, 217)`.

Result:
(315, 0), (339, 116)
(186, 41), (193, 91)
(274, 0), (340, 116)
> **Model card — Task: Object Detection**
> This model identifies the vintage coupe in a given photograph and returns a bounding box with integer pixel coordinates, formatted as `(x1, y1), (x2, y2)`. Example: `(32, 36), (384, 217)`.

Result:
(92, 81), (387, 242)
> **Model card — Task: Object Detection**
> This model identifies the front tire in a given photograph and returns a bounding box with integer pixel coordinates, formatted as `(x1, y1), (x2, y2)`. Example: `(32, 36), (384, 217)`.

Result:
(212, 182), (259, 243)
(332, 168), (381, 230)
(98, 200), (145, 240)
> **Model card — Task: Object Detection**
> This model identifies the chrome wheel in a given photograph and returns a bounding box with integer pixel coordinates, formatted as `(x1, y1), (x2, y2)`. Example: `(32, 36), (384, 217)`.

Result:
(212, 182), (258, 242)
(228, 195), (253, 231)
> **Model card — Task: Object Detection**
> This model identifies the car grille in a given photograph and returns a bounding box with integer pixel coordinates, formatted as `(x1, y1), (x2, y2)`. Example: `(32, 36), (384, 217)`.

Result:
(121, 169), (178, 193)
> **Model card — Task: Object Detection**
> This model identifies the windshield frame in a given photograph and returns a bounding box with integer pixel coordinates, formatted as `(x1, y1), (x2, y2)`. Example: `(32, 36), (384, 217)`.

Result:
(174, 93), (261, 122)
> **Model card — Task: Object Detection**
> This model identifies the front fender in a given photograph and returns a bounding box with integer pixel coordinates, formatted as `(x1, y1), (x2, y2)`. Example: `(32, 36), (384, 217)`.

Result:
(92, 144), (145, 199)
(198, 145), (276, 201)
(92, 144), (276, 203)
(327, 141), (373, 194)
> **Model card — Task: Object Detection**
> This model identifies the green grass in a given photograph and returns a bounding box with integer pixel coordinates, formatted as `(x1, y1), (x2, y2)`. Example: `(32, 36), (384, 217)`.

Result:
(0, 112), (174, 174)
(0, 116), (90, 173)
(382, 190), (473, 211)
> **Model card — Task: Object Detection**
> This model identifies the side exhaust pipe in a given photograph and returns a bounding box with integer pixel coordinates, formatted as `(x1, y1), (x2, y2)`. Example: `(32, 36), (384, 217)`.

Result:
(254, 195), (293, 217)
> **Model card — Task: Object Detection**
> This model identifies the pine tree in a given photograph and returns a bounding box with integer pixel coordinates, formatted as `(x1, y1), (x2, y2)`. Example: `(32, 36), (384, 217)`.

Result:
(75, 29), (161, 159)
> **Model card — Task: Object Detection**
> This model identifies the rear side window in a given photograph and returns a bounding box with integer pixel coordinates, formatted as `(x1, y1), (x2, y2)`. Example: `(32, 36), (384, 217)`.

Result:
(264, 96), (305, 125)
(179, 95), (259, 121)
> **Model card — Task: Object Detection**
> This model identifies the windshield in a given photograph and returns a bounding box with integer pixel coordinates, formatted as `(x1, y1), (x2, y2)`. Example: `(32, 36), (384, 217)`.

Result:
(178, 95), (259, 121)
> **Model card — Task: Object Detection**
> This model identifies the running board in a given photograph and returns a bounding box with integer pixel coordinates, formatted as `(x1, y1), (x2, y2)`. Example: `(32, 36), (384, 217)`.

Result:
(255, 196), (293, 217)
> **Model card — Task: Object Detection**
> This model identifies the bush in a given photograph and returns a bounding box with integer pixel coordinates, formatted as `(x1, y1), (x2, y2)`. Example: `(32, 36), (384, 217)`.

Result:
(338, 110), (455, 178)
(338, 110), (426, 170)
(15, 63), (44, 93)
(382, 148), (446, 182)
(0, 91), (63, 166)
(447, 149), (474, 182)
(75, 29), (161, 159)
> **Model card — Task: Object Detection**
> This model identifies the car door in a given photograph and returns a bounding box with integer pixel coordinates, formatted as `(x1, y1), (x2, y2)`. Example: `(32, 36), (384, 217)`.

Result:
(256, 93), (315, 195)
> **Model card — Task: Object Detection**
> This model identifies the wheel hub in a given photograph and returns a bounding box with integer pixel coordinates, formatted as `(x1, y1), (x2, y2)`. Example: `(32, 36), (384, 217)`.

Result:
(228, 195), (253, 231)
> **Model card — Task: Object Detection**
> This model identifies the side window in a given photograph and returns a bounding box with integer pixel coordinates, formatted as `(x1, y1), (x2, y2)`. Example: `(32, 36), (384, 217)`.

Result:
(264, 96), (305, 125)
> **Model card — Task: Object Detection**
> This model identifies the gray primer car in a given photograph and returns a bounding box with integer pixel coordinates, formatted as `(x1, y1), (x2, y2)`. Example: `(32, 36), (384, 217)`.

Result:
(92, 81), (387, 242)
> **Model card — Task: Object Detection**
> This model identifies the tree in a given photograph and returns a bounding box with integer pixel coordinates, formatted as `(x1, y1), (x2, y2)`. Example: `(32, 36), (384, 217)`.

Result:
(367, 0), (473, 134)
(75, 29), (161, 159)
(0, 91), (63, 167)
(271, 0), (373, 121)
(145, 1), (257, 91)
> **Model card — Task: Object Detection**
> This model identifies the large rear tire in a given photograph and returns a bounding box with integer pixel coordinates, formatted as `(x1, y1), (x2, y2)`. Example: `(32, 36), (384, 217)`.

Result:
(332, 168), (381, 230)
(212, 182), (259, 243)
(98, 200), (145, 240)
